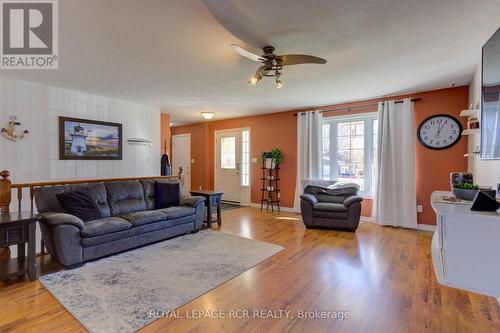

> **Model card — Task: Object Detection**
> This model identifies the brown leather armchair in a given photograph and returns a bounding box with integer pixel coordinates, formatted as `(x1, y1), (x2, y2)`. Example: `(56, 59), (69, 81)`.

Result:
(300, 180), (363, 232)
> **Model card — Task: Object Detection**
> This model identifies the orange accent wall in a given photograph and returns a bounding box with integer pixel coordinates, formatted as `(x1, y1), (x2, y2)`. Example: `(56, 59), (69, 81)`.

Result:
(171, 112), (298, 207)
(169, 86), (468, 225)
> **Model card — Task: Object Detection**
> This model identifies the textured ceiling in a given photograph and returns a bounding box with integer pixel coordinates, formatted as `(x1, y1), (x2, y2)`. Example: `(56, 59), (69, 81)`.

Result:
(1, 0), (499, 125)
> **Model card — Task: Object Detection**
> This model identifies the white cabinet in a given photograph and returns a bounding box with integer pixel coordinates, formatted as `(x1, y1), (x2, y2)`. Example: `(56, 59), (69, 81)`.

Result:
(431, 191), (500, 297)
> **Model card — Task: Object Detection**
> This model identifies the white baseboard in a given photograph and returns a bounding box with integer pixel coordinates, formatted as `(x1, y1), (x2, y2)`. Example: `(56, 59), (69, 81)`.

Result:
(248, 205), (437, 232)
(417, 224), (436, 232)
(249, 203), (298, 213)
(360, 217), (435, 232)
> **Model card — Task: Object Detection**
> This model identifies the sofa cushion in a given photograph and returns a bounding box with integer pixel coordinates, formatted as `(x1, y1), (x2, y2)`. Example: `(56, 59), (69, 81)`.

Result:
(154, 181), (180, 209)
(56, 188), (101, 222)
(35, 185), (67, 213)
(120, 210), (167, 227)
(105, 180), (147, 216)
(67, 183), (111, 217)
(314, 194), (345, 204)
(130, 220), (167, 236)
(159, 206), (195, 219)
(140, 178), (182, 210)
(313, 210), (348, 219)
(313, 202), (348, 212)
(165, 215), (195, 227)
(80, 217), (132, 237)
(81, 229), (131, 247)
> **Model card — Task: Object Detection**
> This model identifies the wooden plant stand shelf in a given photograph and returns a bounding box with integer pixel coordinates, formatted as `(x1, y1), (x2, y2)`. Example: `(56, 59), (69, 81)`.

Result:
(260, 163), (281, 212)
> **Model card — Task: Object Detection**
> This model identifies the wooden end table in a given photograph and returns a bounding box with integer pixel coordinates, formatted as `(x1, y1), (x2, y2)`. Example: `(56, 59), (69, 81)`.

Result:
(0, 212), (39, 281)
(189, 190), (223, 228)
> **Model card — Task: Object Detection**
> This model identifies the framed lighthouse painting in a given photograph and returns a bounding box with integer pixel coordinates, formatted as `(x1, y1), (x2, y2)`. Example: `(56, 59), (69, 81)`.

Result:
(59, 117), (123, 160)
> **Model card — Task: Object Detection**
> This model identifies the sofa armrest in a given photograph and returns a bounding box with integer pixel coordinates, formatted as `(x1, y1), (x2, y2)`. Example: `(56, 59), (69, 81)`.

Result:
(343, 196), (363, 207)
(300, 194), (318, 205)
(39, 212), (84, 229)
(180, 196), (205, 208)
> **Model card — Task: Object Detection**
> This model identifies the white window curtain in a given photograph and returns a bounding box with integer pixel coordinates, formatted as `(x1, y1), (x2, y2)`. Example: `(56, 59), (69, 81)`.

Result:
(372, 99), (417, 228)
(293, 111), (323, 211)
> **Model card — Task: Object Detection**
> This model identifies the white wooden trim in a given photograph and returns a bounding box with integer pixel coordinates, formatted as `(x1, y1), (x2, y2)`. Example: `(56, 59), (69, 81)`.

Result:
(214, 128), (251, 205)
(323, 111), (378, 122)
(172, 133), (191, 191)
(417, 224), (436, 232)
(249, 203), (297, 213)
(246, 205), (436, 233)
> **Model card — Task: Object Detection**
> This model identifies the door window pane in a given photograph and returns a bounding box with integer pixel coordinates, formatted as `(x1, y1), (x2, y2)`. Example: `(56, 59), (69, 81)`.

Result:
(221, 137), (236, 169)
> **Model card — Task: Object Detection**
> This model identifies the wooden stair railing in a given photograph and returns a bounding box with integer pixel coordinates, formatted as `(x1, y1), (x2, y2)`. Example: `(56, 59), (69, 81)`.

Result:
(0, 169), (182, 258)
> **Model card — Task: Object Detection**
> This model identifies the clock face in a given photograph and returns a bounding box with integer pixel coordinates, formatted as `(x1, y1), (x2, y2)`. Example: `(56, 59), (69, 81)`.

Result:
(417, 115), (462, 150)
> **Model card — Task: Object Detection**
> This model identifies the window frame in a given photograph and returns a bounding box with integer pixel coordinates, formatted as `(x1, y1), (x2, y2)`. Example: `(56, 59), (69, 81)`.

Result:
(322, 112), (378, 197)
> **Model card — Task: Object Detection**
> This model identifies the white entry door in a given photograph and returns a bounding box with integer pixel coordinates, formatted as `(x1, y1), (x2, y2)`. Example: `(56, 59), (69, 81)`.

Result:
(215, 131), (242, 202)
(172, 134), (191, 193)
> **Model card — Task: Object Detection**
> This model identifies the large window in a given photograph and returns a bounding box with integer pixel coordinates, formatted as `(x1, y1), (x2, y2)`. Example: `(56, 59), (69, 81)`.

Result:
(322, 113), (378, 196)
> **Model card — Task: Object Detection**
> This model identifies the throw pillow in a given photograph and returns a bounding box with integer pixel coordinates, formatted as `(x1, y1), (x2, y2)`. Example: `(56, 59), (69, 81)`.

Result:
(154, 181), (180, 209)
(56, 188), (101, 222)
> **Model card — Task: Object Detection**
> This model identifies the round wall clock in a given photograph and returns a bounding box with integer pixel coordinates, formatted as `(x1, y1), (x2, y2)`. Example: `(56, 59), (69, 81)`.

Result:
(417, 114), (462, 150)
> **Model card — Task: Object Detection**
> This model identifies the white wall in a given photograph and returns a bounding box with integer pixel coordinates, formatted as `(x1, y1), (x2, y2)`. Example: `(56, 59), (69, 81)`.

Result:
(467, 64), (500, 187)
(0, 76), (161, 256)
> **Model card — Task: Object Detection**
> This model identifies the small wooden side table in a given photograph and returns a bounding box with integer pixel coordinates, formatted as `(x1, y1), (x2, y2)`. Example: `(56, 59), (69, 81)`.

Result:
(0, 212), (39, 281)
(189, 190), (223, 228)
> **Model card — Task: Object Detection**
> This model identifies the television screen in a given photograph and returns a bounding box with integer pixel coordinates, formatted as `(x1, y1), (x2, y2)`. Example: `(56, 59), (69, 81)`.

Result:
(481, 28), (500, 159)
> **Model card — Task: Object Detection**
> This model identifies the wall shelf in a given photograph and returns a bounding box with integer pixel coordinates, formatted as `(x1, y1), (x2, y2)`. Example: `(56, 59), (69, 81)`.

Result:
(459, 109), (479, 117)
(461, 129), (480, 136)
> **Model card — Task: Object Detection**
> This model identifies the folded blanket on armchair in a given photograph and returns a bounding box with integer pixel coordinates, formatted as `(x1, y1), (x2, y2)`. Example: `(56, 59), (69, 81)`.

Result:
(304, 181), (360, 197)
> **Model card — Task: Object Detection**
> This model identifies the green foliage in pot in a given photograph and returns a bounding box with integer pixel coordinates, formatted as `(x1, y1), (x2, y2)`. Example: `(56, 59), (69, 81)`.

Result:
(270, 148), (283, 165)
(257, 148), (283, 165)
(257, 151), (273, 163)
(452, 182), (479, 190)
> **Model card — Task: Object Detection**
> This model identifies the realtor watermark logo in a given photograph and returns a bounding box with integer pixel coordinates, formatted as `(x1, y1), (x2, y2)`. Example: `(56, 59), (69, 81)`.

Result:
(0, 0), (58, 69)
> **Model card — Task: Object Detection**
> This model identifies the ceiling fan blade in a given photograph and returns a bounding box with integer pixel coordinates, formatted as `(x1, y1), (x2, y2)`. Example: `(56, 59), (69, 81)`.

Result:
(203, 0), (268, 48)
(279, 54), (327, 66)
(231, 44), (265, 62)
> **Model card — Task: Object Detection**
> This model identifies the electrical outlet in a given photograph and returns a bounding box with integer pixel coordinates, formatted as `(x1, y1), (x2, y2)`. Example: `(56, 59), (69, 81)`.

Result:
(417, 205), (423, 213)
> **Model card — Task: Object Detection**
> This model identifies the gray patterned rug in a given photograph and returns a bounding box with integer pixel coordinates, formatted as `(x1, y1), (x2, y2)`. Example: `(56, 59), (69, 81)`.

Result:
(40, 230), (283, 333)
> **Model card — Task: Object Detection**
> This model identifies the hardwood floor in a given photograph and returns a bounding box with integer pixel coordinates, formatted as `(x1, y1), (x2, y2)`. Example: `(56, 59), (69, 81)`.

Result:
(0, 207), (499, 332)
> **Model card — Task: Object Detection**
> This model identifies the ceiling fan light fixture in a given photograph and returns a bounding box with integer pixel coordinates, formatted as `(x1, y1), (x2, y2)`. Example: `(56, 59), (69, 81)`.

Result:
(200, 112), (215, 120)
(249, 76), (258, 85)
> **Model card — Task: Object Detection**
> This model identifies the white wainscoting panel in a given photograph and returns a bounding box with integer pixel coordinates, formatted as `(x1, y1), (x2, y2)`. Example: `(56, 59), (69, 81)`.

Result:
(0, 76), (161, 257)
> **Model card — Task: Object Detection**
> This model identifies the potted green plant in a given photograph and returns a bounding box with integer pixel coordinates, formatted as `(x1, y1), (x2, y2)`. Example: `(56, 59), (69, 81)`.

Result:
(258, 148), (283, 169)
(452, 182), (479, 201)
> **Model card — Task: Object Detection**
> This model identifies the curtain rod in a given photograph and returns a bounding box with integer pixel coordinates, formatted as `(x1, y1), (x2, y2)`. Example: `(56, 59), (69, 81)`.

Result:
(293, 98), (421, 116)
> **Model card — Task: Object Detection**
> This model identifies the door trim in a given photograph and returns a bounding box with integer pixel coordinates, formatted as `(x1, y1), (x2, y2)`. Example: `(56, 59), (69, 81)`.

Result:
(214, 128), (251, 206)
(172, 133), (191, 192)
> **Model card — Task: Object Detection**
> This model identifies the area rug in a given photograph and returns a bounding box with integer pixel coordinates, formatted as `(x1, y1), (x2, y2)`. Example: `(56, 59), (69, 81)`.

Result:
(40, 230), (283, 333)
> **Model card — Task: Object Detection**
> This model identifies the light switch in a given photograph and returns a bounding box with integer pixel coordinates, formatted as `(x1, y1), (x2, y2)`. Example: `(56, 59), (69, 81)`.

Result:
(251, 157), (257, 163)
(417, 205), (423, 213)
(191, 158), (195, 163)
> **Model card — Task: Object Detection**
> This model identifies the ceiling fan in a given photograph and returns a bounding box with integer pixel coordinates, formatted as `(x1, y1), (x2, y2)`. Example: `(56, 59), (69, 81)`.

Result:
(232, 44), (327, 88)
